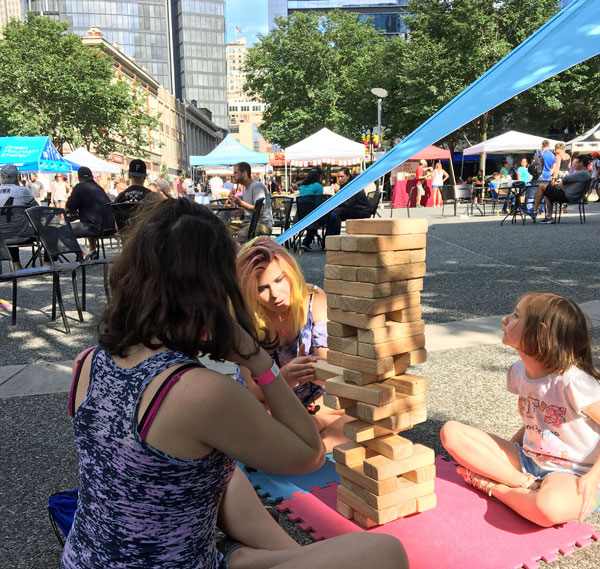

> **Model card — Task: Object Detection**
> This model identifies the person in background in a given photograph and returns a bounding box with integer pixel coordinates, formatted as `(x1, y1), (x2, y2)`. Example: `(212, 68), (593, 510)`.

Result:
(552, 142), (571, 182)
(224, 176), (234, 193)
(500, 160), (511, 179)
(431, 161), (449, 206)
(328, 168), (372, 236)
(472, 169), (485, 204)
(489, 172), (501, 199)
(414, 160), (431, 207)
(115, 160), (152, 204)
(209, 175), (225, 200)
(298, 167), (325, 252)
(26, 172), (44, 201)
(155, 179), (172, 199)
(540, 139), (556, 183)
(173, 172), (184, 197)
(588, 151), (600, 201)
(50, 173), (72, 207)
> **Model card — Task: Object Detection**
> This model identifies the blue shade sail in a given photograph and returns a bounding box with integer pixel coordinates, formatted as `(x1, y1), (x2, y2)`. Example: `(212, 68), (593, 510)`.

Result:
(276, 0), (600, 244)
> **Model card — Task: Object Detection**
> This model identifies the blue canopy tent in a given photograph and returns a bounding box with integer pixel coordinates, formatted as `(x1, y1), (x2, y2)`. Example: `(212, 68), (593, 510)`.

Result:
(0, 136), (72, 173)
(189, 135), (269, 167)
(276, 0), (600, 244)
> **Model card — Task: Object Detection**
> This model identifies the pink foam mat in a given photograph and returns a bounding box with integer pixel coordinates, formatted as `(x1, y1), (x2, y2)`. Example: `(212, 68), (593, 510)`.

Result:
(277, 457), (599, 569)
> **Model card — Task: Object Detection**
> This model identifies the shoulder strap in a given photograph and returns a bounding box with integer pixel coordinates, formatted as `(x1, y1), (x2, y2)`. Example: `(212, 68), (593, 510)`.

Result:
(69, 346), (96, 417)
(138, 362), (204, 440)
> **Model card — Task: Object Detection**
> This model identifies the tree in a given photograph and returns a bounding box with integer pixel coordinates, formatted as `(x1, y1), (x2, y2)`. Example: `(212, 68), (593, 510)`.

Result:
(243, 10), (387, 148)
(0, 14), (158, 158)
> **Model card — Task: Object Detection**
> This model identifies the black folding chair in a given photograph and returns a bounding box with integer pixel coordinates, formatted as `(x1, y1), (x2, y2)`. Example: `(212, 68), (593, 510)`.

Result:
(293, 194), (330, 253)
(245, 198), (265, 241)
(26, 207), (110, 312)
(366, 190), (382, 218)
(552, 178), (591, 224)
(271, 196), (295, 235)
(0, 204), (40, 267)
(389, 185), (416, 218)
(0, 228), (82, 332)
(107, 201), (139, 238)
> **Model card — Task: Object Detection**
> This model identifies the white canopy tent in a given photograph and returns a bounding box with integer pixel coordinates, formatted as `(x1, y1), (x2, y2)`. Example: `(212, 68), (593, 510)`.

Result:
(463, 130), (562, 155)
(566, 122), (600, 154)
(64, 147), (122, 174)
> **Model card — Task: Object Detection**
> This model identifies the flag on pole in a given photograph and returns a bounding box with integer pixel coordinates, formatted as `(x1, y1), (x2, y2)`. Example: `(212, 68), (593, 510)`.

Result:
(235, 26), (242, 33)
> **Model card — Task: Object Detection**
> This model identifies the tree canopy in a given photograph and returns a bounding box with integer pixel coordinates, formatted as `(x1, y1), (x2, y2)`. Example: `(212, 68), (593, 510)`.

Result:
(243, 10), (387, 148)
(0, 14), (158, 157)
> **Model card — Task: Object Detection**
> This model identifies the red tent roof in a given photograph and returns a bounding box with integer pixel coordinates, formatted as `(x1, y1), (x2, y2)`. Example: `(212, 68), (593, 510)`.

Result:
(409, 145), (451, 160)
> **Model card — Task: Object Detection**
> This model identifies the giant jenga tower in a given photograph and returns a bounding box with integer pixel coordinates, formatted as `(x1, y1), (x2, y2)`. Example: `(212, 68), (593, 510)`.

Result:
(319, 217), (436, 528)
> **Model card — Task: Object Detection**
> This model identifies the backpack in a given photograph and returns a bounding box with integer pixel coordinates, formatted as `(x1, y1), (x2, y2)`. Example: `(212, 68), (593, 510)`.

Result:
(528, 151), (543, 178)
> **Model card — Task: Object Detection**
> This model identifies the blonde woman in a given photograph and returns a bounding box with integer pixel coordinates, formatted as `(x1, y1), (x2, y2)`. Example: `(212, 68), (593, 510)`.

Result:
(552, 142), (571, 182)
(431, 161), (449, 206)
(237, 237), (351, 452)
(50, 173), (72, 207)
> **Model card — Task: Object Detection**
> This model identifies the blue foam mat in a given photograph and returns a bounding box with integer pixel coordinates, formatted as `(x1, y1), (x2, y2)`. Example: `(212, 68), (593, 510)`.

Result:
(238, 453), (340, 502)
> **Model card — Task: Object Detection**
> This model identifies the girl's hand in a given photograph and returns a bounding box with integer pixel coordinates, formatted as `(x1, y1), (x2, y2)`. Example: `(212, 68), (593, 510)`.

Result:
(282, 344), (319, 384)
(227, 323), (273, 378)
(576, 470), (600, 521)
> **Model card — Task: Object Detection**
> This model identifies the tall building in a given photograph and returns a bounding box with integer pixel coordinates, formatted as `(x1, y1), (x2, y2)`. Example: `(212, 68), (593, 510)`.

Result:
(24, 0), (228, 128)
(268, 0), (409, 36)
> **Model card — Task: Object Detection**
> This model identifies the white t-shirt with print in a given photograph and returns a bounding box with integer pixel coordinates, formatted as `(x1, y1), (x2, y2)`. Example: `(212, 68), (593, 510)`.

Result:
(507, 361), (600, 474)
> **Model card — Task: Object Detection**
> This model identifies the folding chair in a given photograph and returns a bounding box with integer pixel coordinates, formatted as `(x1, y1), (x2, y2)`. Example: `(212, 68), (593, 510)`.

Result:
(366, 190), (382, 218)
(271, 196), (295, 235)
(389, 185), (416, 218)
(552, 178), (591, 224)
(0, 228), (82, 332)
(0, 204), (40, 267)
(107, 201), (139, 239)
(293, 194), (329, 253)
(245, 197), (265, 241)
(26, 207), (110, 312)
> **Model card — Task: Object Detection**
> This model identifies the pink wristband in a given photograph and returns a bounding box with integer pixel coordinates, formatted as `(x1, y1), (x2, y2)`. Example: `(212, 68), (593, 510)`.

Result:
(252, 361), (280, 387)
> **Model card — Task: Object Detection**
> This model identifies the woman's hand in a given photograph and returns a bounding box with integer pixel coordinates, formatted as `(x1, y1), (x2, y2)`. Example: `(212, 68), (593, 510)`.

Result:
(576, 469), (600, 521)
(281, 344), (319, 384)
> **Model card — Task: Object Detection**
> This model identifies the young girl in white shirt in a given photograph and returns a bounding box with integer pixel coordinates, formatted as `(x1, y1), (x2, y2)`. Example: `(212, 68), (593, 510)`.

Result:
(441, 292), (600, 526)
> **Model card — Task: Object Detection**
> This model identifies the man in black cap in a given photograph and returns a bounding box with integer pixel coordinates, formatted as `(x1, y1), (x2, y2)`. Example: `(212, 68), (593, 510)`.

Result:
(0, 164), (38, 269)
(65, 167), (113, 259)
(114, 159), (152, 204)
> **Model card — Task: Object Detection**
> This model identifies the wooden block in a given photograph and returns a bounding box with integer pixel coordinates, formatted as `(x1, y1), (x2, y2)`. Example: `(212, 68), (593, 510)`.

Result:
(352, 511), (378, 528)
(358, 335), (426, 359)
(371, 410), (414, 431)
(364, 434), (413, 460)
(403, 464), (436, 484)
(335, 462), (401, 495)
(325, 264), (359, 281)
(323, 393), (355, 410)
(362, 479), (435, 510)
(338, 292), (421, 316)
(327, 350), (344, 367)
(328, 335), (358, 355)
(340, 233), (427, 253)
(326, 376), (396, 406)
(410, 249), (426, 263)
(396, 348), (428, 366)
(324, 264), (342, 280)
(410, 407), (428, 426)
(357, 263), (426, 284)
(327, 321), (357, 338)
(358, 320), (425, 345)
(384, 374), (428, 396)
(325, 278), (423, 299)
(343, 368), (388, 386)
(332, 441), (375, 468)
(311, 360), (344, 381)
(336, 498), (354, 519)
(397, 498), (419, 517)
(389, 306), (422, 323)
(416, 493), (437, 513)
(325, 235), (341, 250)
(343, 419), (395, 443)
(327, 308), (387, 330)
(346, 218), (428, 235)
(364, 445), (435, 480)
(339, 475), (368, 497)
(327, 294), (342, 310)
(356, 393), (426, 422)
(344, 353), (408, 376)
(337, 485), (399, 525)
(326, 250), (400, 268)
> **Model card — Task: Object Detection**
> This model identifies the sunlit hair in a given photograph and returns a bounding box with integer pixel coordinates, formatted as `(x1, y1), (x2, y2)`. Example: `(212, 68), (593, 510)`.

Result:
(517, 292), (600, 382)
(237, 237), (311, 347)
(555, 142), (565, 151)
(99, 198), (259, 360)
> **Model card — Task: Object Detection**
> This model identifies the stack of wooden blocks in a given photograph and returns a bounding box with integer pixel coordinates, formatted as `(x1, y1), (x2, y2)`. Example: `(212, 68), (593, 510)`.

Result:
(318, 217), (436, 528)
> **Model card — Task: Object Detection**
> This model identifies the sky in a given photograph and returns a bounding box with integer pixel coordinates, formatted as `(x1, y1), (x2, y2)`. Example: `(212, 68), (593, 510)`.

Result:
(225, 0), (269, 46)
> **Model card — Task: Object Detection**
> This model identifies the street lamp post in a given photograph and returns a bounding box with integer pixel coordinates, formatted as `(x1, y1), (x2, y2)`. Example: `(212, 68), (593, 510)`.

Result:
(371, 87), (388, 153)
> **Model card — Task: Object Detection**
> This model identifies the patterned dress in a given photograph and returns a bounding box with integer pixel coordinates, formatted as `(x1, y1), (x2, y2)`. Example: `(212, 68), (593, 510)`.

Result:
(62, 347), (235, 568)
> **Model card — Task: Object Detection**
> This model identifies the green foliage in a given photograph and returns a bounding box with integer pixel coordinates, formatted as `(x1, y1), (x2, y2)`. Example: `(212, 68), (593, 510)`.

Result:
(243, 10), (387, 147)
(0, 14), (159, 157)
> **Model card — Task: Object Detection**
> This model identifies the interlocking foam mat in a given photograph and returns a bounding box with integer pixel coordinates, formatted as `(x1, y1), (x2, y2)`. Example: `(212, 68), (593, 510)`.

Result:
(238, 453), (339, 502)
(277, 457), (599, 569)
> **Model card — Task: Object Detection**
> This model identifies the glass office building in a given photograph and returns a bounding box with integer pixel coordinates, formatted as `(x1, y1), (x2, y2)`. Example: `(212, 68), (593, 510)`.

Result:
(25, 0), (228, 128)
(268, 0), (409, 36)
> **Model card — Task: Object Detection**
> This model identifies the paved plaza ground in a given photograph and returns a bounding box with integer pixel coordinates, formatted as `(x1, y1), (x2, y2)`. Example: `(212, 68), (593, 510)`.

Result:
(1, 202), (600, 567)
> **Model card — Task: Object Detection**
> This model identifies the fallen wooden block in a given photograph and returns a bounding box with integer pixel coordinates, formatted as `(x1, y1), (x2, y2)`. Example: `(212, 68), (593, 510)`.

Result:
(384, 374), (428, 396)
(327, 321), (357, 338)
(403, 464), (436, 484)
(324, 277), (423, 299)
(362, 479), (435, 510)
(357, 334), (426, 359)
(346, 218), (428, 235)
(336, 498), (354, 520)
(340, 233), (427, 253)
(310, 360), (344, 381)
(325, 235), (342, 250)
(343, 418), (395, 443)
(338, 291), (421, 316)
(356, 393), (426, 422)
(332, 441), (376, 468)
(389, 306), (423, 323)
(335, 462), (401, 495)
(325, 376), (396, 406)
(363, 434), (413, 460)
(357, 320), (425, 345)
(363, 444), (435, 480)
(337, 485), (400, 525)
(416, 493), (437, 513)
(356, 262), (427, 284)
(323, 393), (355, 410)
(327, 308), (387, 330)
